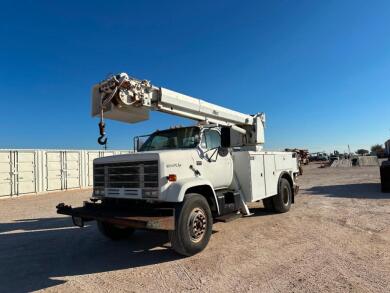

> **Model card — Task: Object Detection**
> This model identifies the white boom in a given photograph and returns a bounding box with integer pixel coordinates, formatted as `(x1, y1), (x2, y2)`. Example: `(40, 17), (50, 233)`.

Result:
(92, 73), (265, 148)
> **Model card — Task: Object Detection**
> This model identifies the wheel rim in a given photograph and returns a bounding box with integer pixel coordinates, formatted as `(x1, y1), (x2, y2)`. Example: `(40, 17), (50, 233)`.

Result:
(187, 207), (207, 243)
(282, 186), (290, 206)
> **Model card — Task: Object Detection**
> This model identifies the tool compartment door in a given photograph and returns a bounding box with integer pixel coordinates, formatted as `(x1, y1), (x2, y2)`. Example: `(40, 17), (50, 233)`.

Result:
(249, 154), (266, 201)
(275, 153), (292, 170)
(264, 154), (278, 196)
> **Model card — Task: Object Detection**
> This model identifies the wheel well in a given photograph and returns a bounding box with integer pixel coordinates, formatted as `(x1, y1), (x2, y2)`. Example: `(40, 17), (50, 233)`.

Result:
(185, 185), (218, 214)
(280, 172), (295, 203)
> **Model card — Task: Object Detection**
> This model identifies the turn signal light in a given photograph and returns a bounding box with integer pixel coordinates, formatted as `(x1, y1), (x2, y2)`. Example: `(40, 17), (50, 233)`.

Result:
(167, 174), (177, 182)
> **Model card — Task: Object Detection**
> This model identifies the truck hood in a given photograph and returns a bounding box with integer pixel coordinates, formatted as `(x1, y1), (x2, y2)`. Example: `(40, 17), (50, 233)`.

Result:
(93, 149), (196, 164)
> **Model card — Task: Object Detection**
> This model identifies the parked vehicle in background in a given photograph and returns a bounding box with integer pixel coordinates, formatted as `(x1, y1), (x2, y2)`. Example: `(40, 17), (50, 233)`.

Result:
(309, 152), (328, 162)
(285, 149), (309, 175)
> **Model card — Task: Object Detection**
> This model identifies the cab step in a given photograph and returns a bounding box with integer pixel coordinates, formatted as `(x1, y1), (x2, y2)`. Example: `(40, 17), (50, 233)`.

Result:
(215, 212), (242, 223)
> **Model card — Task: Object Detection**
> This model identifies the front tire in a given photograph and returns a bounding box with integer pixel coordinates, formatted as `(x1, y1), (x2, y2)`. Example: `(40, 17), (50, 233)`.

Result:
(169, 193), (213, 256)
(97, 220), (135, 241)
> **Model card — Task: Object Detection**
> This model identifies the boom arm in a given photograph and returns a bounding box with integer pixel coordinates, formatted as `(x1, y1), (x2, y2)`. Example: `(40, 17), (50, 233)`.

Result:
(92, 73), (265, 148)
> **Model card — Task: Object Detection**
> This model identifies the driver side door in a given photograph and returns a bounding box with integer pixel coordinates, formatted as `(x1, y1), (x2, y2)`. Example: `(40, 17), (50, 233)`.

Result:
(198, 128), (233, 189)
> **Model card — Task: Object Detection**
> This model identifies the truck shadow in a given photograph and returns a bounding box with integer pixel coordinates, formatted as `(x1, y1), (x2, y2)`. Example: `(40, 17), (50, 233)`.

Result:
(305, 183), (389, 199)
(0, 217), (73, 234)
(0, 217), (182, 292)
(250, 207), (279, 217)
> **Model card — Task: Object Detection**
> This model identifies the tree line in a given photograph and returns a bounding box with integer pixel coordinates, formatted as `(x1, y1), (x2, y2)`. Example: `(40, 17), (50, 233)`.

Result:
(356, 144), (385, 157)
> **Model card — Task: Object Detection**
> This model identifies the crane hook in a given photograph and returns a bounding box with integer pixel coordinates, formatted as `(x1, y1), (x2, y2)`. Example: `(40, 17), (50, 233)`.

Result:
(98, 134), (107, 146)
(97, 119), (107, 146)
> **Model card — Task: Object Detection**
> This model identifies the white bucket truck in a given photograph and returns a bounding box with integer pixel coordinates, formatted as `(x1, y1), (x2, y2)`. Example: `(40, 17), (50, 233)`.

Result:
(57, 73), (299, 256)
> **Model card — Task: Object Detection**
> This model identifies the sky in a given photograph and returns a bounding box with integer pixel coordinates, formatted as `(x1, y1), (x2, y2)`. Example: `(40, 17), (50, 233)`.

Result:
(0, 0), (389, 153)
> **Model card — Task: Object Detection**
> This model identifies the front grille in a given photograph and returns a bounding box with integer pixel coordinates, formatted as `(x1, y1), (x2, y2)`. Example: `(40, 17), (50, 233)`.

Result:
(94, 160), (159, 190)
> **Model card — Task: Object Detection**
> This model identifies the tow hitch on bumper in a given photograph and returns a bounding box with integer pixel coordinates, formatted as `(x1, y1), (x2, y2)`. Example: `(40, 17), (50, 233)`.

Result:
(56, 202), (175, 231)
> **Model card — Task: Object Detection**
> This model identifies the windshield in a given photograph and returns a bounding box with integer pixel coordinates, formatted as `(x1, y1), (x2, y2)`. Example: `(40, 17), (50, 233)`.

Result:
(139, 127), (200, 151)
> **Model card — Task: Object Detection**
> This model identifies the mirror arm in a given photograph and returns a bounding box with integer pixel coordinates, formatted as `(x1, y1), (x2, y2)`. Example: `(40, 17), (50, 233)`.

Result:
(207, 147), (219, 162)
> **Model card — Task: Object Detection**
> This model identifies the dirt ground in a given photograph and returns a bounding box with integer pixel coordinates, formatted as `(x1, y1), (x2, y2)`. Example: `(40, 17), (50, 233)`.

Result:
(0, 164), (389, 292)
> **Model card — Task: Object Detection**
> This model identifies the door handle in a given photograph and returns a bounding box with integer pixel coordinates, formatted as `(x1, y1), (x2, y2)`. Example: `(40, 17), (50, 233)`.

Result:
(189, 165), (201, 176)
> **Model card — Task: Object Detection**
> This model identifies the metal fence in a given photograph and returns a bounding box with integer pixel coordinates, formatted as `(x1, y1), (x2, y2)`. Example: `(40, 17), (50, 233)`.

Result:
(0, 149), (131, 197)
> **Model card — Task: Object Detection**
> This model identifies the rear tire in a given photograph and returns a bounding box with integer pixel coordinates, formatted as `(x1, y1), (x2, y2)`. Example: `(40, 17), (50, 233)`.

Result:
(273, 178), (292, 213)
(97, 221), (135, 241)
(169, 193), (212, 256)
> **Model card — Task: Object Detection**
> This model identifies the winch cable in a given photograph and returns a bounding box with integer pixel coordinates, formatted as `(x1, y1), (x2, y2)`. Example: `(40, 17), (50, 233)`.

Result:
(97, 109), (107, 147)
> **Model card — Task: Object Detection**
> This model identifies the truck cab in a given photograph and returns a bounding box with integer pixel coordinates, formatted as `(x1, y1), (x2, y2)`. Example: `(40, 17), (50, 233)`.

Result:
(92, 126), (234, 213)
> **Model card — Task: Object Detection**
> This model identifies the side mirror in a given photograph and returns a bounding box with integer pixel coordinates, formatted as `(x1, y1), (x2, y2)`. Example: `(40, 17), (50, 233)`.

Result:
(221, 127), (231, 148)
(218, 146), (229, 157)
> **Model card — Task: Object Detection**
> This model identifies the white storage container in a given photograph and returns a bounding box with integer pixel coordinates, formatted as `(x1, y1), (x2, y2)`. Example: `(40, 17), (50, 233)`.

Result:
(0, 149), (132, 197)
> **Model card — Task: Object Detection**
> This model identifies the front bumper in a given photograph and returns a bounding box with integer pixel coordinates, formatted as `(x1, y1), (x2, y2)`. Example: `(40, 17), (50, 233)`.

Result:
(56, 201), (175, 231)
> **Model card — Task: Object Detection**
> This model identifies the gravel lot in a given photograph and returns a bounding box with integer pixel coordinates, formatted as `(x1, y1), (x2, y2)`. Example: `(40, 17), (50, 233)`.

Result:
(0, 164), (389, 292)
